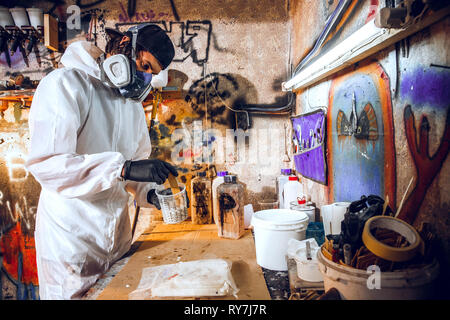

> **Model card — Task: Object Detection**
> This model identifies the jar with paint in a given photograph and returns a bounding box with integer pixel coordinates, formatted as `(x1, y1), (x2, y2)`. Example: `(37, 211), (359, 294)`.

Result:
(216, 175), (245, 240)
(191, 171), (212, 225)
(212, 171), (228, 225)
(283, 176), (304, 209)
(276, 168), (292, 209)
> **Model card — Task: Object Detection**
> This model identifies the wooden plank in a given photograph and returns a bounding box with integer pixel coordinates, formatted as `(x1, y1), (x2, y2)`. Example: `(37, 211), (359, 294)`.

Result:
(96, 222), (271, 300)
(44, 14), (58, 52)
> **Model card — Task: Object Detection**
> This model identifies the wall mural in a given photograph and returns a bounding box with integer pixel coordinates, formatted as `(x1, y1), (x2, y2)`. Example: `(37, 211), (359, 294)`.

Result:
(397, 67), (450, 224)
(0, 125), (40, 300)
(327, 61), (396, 206)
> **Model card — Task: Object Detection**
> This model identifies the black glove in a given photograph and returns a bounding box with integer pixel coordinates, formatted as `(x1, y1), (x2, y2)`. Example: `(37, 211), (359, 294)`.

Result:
(122, 159), (178, 184)
(147, 189), (161, 210)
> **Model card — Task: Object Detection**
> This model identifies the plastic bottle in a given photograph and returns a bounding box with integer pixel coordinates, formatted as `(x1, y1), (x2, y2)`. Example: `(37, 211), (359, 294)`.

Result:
(276, 168), (292, 209)
(212, 171), (228, 225)
(283, 176), (304, 209)
(216, 175), (245, 239)
(191, 171), (212, 224)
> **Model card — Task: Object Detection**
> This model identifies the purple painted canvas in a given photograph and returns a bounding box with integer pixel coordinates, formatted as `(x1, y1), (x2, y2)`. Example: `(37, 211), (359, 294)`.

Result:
(291, 110), (327, 185)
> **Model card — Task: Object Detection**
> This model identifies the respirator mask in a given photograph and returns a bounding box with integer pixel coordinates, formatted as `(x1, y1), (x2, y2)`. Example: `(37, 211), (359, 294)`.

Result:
(101, 25), (153, 103)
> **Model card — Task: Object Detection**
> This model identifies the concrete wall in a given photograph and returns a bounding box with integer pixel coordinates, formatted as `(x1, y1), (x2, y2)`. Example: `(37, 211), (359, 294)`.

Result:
(0, 0), (291, 299)
(290, 0), (449, 297)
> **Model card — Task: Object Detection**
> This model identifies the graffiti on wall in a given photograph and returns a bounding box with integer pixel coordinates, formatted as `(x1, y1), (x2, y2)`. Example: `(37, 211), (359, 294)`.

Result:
(327, 61), (396, 205)
(396, 67), (450, 224)
(0, 130), (40, 299)
(116, 20), (212, 67)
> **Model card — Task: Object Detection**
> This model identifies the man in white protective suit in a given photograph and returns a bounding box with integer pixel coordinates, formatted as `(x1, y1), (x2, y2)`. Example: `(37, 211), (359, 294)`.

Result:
(25, 24), (178, 300)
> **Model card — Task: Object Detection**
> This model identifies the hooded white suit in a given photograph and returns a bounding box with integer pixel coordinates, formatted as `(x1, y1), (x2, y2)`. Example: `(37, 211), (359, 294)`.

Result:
(26, 41), (159, 299)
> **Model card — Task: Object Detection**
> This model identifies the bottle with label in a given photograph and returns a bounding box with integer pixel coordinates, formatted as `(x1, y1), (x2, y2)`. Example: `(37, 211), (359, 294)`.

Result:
(216, 175), (245, 239)
(276, 168), (292, 209)
(283, 176), (304, 209)
(212, 171), (228, 225)
(191, 171), (212, 224)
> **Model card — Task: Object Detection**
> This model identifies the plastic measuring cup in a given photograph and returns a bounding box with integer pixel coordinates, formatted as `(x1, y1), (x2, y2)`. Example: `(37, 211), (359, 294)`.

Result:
(258, 199), (279, 211)
(155, 184), (188, 224)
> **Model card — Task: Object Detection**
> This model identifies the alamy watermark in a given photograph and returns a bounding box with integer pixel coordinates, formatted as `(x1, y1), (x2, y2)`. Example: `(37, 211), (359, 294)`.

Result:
(168, 120), (285, 170)
(367, 265), (381, 290)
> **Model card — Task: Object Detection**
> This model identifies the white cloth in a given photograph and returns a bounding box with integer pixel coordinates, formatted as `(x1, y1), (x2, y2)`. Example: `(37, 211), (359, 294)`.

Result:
(26, 41), (157, 300)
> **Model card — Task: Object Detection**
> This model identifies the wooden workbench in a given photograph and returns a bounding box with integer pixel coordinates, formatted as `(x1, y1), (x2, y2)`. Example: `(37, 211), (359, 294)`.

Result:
(96, 222), (271, 300)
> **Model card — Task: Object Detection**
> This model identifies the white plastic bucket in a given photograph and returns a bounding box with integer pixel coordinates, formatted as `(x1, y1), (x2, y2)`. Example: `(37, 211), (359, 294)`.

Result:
(9, 7), (30, 27)
(0, 7), (14, 27)
(290, 202), (315, 222)
(26, 8), (43, 28)
(321, 202), (350, 235)
(251, 209), (309, 271)
(296, 257), (323, 282)
(317, 249), (440, 300)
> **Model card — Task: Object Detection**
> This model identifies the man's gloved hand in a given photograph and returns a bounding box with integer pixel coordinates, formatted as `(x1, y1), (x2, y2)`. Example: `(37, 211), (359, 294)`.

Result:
(122, 159), (178, 184)
(147, 189), (161, 210)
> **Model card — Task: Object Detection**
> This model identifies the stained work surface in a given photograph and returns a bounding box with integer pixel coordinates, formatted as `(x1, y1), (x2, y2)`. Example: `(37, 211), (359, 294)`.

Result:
(96, 222), (271, 300)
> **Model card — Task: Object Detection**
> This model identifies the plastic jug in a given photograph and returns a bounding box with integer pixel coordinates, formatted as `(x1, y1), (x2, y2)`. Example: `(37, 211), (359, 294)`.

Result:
(191, 171), (212, 224)
(276, 168), (291, 209)
(216, 175), (245, 239)
(283, 176), (303, 209)
(212, 171), (228, 225)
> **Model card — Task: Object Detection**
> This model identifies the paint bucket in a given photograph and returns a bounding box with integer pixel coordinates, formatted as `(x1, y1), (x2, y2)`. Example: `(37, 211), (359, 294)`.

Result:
(9, 7), (30, 27)
(288, 238), (323, 282)
(156, 184), (188, 224)
(317, 249), (440, 300)
(0, 6), (14, 27)
(290, 202), (315, 222)
(251, 209), (309, 271)
(321, 202), (350, 235)
(26, 8), (43, 28)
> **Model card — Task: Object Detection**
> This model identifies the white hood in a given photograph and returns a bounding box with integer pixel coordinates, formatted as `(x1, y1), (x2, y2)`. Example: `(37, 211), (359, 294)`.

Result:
(59, 41), (104, 80)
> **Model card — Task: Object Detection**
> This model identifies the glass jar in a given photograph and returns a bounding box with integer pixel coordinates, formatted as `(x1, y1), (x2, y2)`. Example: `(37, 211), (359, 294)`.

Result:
(212, 171), (228, 225)
(190, 171), (212, 224)
(216, 175), (245, 239)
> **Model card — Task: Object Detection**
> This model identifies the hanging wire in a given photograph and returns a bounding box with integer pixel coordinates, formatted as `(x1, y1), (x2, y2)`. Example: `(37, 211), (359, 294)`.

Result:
(204, 63), (251, 128)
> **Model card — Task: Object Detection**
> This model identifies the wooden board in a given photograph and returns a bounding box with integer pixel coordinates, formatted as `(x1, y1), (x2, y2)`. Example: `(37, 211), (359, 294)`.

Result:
(96, 222), (271, 300)
(44, 14), (58, 51)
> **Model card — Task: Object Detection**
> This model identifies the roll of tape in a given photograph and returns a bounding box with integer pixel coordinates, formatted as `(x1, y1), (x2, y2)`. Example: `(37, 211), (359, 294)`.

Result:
(362, 216), (424, 262)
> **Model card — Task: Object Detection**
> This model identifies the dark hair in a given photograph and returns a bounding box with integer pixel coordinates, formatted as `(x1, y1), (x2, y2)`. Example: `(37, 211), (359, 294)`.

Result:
(104, 34), (146, 60)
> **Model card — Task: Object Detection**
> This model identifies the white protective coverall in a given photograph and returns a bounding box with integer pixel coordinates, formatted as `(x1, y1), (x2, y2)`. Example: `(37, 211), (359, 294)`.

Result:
(26, 41), (162, 299)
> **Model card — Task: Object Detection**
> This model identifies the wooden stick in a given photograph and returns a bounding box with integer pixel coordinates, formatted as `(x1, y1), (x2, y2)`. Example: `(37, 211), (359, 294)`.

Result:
(167, 173), (181, 195)
(382, 194), (389, 216)
(395, 176), (414, 218)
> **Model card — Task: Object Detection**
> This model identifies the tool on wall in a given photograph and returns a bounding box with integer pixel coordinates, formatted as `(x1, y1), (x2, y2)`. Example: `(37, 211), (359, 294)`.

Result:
(5, 25), (29, 67)
(128, 0), (137, 19)
(0, 7), (55, 68)
(0, 26), (11, 67)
